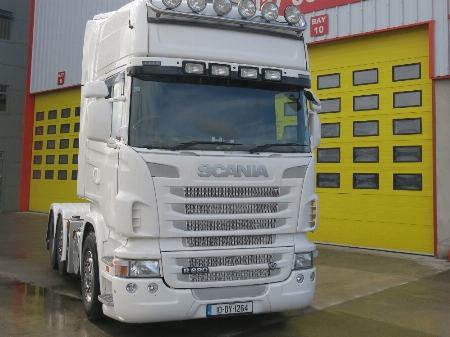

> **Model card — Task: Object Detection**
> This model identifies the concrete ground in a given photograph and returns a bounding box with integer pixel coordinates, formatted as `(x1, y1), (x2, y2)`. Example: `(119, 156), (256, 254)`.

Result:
(0, 211), (449, 337)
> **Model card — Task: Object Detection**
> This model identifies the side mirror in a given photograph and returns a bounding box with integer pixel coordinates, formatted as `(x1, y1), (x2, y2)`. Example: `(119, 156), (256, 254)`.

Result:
(304, 89), (322, 113)
(85, 101), (112, 143)
(83, 81), (109, 99)
(309, 110), (321, 150)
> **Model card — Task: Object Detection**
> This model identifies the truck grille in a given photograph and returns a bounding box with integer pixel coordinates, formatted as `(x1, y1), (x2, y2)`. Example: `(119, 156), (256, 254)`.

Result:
(186, 219), (277, 231)
(187, 254), (272, 267)
(186, 269), (270, 282)
(185, 203), (278, 214)
(184, 235), (275, 247)
(183, 187), (280, 198)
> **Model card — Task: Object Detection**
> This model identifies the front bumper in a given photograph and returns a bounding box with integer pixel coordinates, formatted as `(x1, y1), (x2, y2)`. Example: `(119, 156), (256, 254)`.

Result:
(102, 268), (316, 323)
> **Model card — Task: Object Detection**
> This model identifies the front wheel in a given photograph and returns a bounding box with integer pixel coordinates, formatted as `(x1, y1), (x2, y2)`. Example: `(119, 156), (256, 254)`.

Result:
(81, 231), (103, 321)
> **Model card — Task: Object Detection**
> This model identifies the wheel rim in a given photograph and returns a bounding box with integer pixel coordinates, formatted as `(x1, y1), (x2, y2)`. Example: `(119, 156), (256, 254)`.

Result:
(83, 251), (94, 303)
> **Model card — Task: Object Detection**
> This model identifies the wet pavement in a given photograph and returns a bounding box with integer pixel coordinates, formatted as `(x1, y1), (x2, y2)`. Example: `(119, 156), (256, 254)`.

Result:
(0, 211), (449, 337)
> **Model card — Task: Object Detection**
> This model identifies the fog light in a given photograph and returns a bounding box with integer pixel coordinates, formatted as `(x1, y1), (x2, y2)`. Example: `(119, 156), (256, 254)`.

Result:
(126, 282), (138, 294)
(147, 283), (158, 294)
(261, 2), (278, 22)
(239, 67), (258, 79)
(213, 0), (232, 16)
(211, 64), (230, 77)
(183, 62), (205, 75)
(296, 274), (304, 283)
(238, 0), (256, 19)
(263, 69), (282, 81)
(162, 0), (182, 9)
(284, 5), (302, 25)
(188, 0), (207, 12)
(310, 272), (316, 282)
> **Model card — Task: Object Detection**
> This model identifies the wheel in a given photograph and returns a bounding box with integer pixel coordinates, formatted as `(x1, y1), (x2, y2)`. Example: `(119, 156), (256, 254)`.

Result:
(81, 231), (103, 321)
(48, 213), (58, 269)
(56, 216), (68, 275)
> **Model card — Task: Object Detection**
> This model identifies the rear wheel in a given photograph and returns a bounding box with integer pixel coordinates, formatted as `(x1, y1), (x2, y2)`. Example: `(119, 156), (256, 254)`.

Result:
(48, 213), (58, 269)
(56, 216), (68, 275)
(81, 231), (103, 321)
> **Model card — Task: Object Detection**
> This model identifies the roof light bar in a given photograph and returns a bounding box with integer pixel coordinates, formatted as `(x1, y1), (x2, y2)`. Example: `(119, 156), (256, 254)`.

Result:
(261, 2), (279, 22)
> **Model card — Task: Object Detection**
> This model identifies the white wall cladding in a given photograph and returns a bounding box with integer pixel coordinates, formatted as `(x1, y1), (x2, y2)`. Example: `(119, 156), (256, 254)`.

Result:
(304, 0), (449, 77)
(30, 0), (132, 94)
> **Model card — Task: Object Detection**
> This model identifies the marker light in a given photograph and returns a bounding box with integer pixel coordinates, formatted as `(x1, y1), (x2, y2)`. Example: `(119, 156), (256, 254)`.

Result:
(188, 0), (207, 13)
(284, 5), (302, 25)
(183, 62), (206, 75)
(126, 283), (138, 294)
(263, 69), (282, 81)
(238, 0), (256, 19)
(213, 0), (232, 15)
(211, 64), (231, 77)
(239, 67), (258, 79)
(261, 2), (279, 22)
(162, 0), (182, 9)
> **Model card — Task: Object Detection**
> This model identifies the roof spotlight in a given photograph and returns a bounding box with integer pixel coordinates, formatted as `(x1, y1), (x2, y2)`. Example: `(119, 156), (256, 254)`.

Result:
(238, 0), (256, 19)
(213, 0), (232, 16)
(162, 0), (182, 9)
(284, 5), (302, 25)
(261, 2), (279, 22)
(188, 0), (207, 13)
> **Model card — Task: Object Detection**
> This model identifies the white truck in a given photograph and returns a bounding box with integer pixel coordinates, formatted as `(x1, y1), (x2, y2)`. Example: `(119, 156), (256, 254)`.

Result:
(46, 0), (322, 323)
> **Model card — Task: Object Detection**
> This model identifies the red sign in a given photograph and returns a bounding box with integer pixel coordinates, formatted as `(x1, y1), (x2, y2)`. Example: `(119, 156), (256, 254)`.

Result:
(259, 0), (362, 14)
(310, 14), (328, 37)
(57, 71), (65, 86)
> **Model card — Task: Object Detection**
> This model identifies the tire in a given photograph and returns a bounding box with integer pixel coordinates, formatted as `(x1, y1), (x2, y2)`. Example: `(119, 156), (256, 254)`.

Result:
(56, 216), (68, 275)
(81, 231), (103, 321)
(48, 213), (58, 269)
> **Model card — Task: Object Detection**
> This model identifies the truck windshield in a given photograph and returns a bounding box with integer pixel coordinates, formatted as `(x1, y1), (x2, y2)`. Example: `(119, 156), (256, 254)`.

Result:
(129, 74), (310, 153)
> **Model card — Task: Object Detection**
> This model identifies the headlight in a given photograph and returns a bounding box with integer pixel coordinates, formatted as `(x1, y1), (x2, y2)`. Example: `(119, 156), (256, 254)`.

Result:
(183, 61), (206, 75)
(238, 0), (256, 19)
(162, 0), (182, 9)
(263, 69), (282, 81)
(113, 259), (160, 278)
(284, 5), (301, 25)
(293, 252), (313, 270)
(213, 0), (232, 16)
(239, 67), (258, 79)
(261, 2), (279, 22)
(188, 0), (207, 13)
(210, 64), (231, 77)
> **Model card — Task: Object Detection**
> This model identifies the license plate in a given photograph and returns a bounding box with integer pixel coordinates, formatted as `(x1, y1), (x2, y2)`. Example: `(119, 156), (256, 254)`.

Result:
(206, 302), (253, 317)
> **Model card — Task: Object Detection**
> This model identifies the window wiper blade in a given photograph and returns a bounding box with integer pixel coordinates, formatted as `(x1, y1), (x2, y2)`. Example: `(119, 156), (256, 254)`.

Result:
(249, 143), (307, 154)
(171, 141), (243, 151)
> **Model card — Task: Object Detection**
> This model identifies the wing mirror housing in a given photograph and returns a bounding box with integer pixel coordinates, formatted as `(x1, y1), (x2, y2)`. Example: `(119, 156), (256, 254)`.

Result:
(304, 88), (322, 113)
(309, 110), (321, 150)
(83, 81), (112, 142)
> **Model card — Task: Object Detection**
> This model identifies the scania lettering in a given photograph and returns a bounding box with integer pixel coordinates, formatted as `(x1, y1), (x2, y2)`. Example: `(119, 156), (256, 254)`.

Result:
(46, 0), (322, 323)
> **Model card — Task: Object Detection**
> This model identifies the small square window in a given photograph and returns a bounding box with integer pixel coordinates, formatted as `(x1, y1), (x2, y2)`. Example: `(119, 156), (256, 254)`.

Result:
(46, 155), (55, 164)
(75, 107), (80, 117)
(394, 91), (421, 108)
(35, 126), (44, 135)
(32, 170), (41, 179)
(393, 174), (422, 190)
(47, 125), (56, 134)
(353, 69), (378, 86)
(354, 94), (379, 111)
(393, 118), (421, 135)
(72, 154), (78, 164)
(72, 170), (78, 180)
(47, 140), (55, 149)
(36, 112), (44, 121)
(0, 12), (13, 40)
(58, 170), (67, 180)
(33, 155), (42, 164)
(317, 74), (340, 90)
(48, 110), (57, 119)
(393, 146), (422, 162)
(354, 147), (379, 163)
(60, 139), (69, 149)
(59, 155), (68, 164)
(321, 123), (340, 138)
(320, 98), (341, 113)
(73, 138), (79, 148)
(317, 148), (340, 163)
(45, 170), (54, 180)
(353, 121), (379, 137)
(353, 173), (379, 189)
(393, 63), (421, 81)
(74, 123), (80, 132)
(61, 108), (71, 118)
(317, 173), (340, 188)
(34, 141), (43, 150)
(60, 123), (70, 133)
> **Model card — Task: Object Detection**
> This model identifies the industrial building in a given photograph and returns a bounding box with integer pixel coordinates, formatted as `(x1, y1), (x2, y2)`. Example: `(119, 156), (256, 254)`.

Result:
(1, 0), (449, 258)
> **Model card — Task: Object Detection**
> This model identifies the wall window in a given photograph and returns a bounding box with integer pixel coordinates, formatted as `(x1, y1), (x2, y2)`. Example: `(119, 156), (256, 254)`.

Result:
(353, 69), (378, 86)
(317, 173), (340, 188)
(0, 10), (13, 40)
(32, 170), (41, 179)
(74, 123), (80, 132)
(353, 120), (379, 137)
(73, 138), (79, 148)
(393, 63), (421, 81)
(320, 98), (341, 113)
(394, 90), (421, 108)
(0, 84), (8, 113)
(48, 110), (57, 120)
(58, 170), (67, 180)
(72, 154), (78, 164)
(354, 94), (379, 111)
(45, 170), (54, 180)
(35, 126), (43, 135)
(317, 148), (340, 163)
(321, 123), (340, 138)
(59, 155), (68, 164)
(353, 173), (379, 189)
(34, 141), (43, 150)
(36, 112), (44, 121)
(45, 155), (55, 164)
(61, 108), (71, 118)
(393, 118), (421, 135)
(33, 156), (42, 164)
(393, 174), (422, 191)
(72, 170), (78, 180)
(317, 74), (340, 89)
(60, 139), (69, 149)
(60, 123), (70, 133)
(75, 107), (80, 117)
(393, 146), (422, 162)
(47, 125), (56, 134)
(47, 140), (55, 149)
(353, 147), (379, 163)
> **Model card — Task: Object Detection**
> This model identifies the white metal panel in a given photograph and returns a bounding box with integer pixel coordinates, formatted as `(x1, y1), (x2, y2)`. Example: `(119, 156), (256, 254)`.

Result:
(304, 0), (449, 77)
(30, 0), (131, 94)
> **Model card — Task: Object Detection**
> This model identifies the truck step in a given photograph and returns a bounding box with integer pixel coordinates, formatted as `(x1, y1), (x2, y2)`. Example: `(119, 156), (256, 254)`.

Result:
(98, 293), (114, 307)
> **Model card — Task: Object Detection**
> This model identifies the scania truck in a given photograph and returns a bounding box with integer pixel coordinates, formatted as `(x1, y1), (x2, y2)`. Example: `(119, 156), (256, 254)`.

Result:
(46, 0), (322, 323)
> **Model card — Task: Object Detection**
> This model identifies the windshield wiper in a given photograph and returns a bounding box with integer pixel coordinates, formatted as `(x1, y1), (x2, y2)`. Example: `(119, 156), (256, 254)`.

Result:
(171, 141), (243, 151)
(249, 143), (308, 154)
